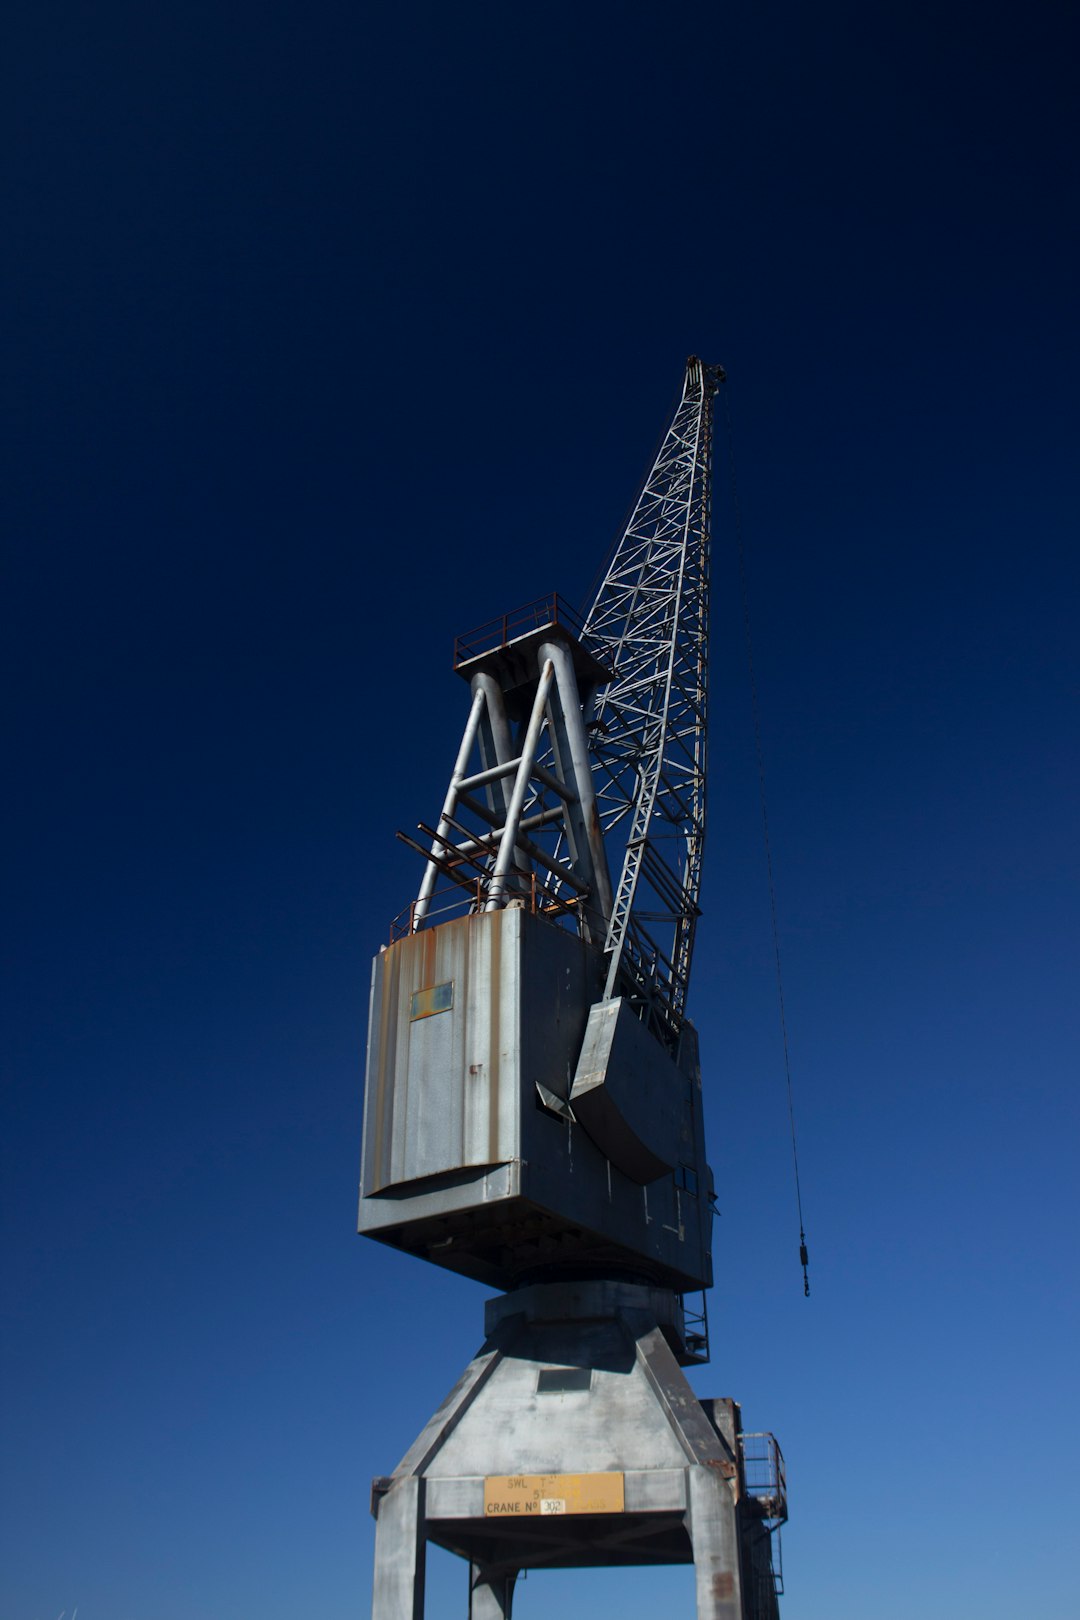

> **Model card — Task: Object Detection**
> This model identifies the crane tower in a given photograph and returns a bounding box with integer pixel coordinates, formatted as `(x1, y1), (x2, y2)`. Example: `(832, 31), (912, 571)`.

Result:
(359, 360), (788, 1620)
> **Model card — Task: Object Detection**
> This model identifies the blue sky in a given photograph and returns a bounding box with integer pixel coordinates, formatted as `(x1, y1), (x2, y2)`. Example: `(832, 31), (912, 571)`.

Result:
(3, 2), (1078, 1617)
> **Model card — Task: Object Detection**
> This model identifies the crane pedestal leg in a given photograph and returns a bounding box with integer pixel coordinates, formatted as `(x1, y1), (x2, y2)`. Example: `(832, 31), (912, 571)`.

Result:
(371, 1476), (426, 1620)
(369, 1280), (774, 1620)
(468, 1564), (517, 1619)
(686, 1465), (743, 1620)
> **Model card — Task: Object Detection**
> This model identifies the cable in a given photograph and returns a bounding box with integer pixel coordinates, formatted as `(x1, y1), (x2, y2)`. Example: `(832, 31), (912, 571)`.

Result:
(721, 382), (811, 1299)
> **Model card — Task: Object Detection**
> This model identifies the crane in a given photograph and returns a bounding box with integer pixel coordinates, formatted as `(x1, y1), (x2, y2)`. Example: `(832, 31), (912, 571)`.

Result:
(359, 359), (788, 1620)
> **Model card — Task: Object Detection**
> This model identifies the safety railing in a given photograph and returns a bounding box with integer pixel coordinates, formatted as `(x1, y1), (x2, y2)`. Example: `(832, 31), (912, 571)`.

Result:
(390, 872), (584, 941)
(738, 1431), (788, 1525)
(452, 593), (590, 668)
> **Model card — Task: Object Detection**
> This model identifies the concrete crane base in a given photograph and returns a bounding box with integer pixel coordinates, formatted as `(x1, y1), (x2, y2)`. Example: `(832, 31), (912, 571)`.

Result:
(369, 1280), (769, 1620)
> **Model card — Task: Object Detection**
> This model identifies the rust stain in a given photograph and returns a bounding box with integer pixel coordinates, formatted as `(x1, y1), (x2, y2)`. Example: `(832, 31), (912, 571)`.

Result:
(488, 909), (501, 1164)
(711, 1571), (735, 1601)
(458, 915), (468, 1162)
(371, 939), (400, 1192)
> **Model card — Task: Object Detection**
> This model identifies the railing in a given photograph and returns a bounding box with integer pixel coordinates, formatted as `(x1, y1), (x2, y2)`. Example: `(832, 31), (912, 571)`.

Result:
(680, 1290), (710, 1362)
(390, 872), (584, 941)
(452, 592), (591, 668)
(739, 1431), (788, 1526)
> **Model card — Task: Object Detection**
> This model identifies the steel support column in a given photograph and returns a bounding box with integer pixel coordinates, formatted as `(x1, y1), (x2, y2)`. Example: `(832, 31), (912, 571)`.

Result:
(468, 1564), (517, 1620)
(686, 1464), (744, 1620)
(371, 1476), (427, 1620)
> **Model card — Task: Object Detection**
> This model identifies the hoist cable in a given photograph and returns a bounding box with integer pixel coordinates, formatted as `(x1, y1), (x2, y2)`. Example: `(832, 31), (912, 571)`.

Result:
(721, 383), (811, 1298)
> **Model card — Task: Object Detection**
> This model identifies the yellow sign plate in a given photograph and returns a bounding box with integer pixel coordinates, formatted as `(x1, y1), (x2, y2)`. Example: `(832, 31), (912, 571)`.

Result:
(483, 1472), (625, 1517)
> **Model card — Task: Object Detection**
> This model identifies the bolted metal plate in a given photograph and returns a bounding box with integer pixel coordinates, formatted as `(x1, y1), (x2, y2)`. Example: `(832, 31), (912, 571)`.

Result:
(569, 997), (689, 1182)
(483, 1471), (625, 1517)
(359, 909), (714, 1297)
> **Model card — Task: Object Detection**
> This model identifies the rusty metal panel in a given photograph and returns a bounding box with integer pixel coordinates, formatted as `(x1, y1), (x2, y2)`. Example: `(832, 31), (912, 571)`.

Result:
(359, 907), (713, 1299)
(360, 908), (521, 1192)
(360, 906), (600, 1199)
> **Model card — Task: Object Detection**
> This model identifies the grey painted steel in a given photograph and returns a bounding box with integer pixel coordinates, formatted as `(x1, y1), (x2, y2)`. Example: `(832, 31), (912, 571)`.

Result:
(414, 685), (487, 927)
(483, 1277), (689, 1341)
(537, 635), (614, 936)
(409, 627), (610, 930)
(687, 1466), (743, 1620)
(468, 1565), (516, 1620)
(584, 356), (723, 1049)
(570, 996), (690, 1183)
(471, 671), (515, 816)
(371, 1476), (426, 1620)
(358, 908), (713, 1298)
(368, 1283), (755, 1618)
(485, 660), (556, 910)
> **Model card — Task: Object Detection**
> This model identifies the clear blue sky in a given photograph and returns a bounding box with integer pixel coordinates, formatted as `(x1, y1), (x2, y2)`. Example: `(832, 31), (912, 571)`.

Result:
(3, 3), (1077, 1617)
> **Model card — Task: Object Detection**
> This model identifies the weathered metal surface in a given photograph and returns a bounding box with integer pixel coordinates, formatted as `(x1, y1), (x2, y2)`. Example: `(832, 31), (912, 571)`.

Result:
(359, 907), (714, 1301)
(537, 635), (613, 931)
(687, 1465), (742, 1620)
(570, 996), (690, 1181)
(360, 907), (519, 1189)
(367, 1283), (758, 1614)
(410, 618), (612, 936)
(468, 1563), (516, 1620)
(483, 1278), (689, 1351)
(371, 1476), (426, 1620)
(360, 905), (594, 1192)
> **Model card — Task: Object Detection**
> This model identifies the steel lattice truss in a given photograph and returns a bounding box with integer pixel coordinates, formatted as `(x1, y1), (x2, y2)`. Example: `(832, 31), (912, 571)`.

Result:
(583, 356), (723, 1048)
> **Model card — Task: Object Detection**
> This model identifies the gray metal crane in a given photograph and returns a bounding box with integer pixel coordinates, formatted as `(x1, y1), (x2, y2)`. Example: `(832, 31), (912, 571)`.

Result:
(359, 360), (787, 1620)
